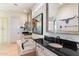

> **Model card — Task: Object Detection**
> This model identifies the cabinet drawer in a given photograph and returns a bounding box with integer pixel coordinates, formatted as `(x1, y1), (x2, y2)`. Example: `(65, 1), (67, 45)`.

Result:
(44, 48), (57, 56)
(36, 47), (45, 56)
(36, 43), (58, 56)
(43, 46), (57, 56)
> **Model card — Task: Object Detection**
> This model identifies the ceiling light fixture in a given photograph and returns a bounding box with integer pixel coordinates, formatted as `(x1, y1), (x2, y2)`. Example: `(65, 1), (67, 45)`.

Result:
(59, 3), (63, 5)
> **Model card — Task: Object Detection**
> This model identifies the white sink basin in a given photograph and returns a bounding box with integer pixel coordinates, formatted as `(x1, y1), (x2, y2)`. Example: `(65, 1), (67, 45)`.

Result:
(48, 43), (63, 48)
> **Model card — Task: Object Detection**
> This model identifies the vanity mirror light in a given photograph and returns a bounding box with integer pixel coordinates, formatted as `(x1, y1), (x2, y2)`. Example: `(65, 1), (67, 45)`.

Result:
(46, 3), (79, 34)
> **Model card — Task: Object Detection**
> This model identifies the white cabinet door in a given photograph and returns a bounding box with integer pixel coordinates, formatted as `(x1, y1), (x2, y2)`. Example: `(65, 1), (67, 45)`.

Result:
(43, 48), (58, 56)
(36, 43), (45, 56)
(36, 46), (45, 56)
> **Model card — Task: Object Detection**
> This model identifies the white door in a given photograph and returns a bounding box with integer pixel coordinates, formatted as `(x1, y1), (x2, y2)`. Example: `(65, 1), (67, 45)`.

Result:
(0, 17), (8, 44)
(0, 18), (2, 43)
(9, 16), (20, 42)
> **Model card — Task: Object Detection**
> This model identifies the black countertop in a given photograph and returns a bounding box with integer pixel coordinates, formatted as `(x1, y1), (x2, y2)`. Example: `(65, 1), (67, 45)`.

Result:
(33, 38), (79, 56)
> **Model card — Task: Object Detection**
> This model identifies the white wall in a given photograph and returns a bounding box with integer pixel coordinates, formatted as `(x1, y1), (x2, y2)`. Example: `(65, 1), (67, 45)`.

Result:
(32, 3), (79, 42)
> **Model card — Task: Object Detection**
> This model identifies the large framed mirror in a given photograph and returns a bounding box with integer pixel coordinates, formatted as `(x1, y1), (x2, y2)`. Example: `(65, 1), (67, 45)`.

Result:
(46, 3), (79, 34)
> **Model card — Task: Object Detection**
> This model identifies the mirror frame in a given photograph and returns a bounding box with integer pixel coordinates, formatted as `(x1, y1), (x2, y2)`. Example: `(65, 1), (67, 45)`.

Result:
(46, 3), (55, 33)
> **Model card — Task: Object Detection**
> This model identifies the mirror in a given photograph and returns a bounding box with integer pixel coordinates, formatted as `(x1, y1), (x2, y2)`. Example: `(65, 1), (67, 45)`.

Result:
(46, 3), (60, 32)
(46, 3), (79, 34)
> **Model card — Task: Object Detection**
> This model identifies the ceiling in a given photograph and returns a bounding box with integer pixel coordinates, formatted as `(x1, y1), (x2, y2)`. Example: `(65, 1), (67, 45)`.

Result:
(0, 3), (35, 13)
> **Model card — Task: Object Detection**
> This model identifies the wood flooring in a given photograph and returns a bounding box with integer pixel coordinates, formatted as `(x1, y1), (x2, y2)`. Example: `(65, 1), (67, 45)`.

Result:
(0, 43), (18, 56)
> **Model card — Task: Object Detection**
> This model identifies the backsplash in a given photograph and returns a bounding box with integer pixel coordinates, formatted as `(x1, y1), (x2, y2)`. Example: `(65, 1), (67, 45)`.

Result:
(46, 32), (79, 43)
